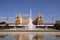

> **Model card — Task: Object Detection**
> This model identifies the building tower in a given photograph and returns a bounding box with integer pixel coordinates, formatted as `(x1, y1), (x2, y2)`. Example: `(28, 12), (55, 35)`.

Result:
(15, 14), (22, 25)
(37, 14), (44, 25)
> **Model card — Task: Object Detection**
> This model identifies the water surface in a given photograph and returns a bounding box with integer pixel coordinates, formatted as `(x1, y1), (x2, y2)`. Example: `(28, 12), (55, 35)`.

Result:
(0, 35), (60, 40)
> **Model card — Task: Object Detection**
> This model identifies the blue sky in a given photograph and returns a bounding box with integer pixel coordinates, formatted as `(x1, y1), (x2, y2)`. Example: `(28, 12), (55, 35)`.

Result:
(0, 0), (60, 23)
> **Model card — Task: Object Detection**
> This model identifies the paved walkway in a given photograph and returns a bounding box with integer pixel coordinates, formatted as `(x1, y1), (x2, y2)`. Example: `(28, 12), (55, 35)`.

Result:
(0, 29), (60, 35)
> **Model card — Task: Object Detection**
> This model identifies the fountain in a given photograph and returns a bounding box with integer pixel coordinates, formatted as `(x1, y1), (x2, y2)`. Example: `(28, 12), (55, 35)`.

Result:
(27, 9), (35, 30)
(15, 9), (44, 40)
(27, 9), (35, 40)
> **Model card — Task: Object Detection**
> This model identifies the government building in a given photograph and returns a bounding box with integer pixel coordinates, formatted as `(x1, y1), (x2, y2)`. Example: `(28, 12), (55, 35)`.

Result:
(15, 14), (44, 25)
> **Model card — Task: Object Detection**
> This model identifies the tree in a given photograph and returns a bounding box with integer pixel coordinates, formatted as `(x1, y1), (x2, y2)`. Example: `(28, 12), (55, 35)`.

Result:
(54, 24), (60, 30)
(0, 22), (6, 24)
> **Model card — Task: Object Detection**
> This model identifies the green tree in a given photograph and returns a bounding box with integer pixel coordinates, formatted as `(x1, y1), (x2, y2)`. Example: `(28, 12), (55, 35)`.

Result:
(54, 23), (60, 30)
(0, 22), (6, 24)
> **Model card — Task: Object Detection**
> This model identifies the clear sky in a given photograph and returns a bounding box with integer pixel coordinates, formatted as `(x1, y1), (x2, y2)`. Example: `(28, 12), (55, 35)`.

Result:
(0, 0), (60, 23)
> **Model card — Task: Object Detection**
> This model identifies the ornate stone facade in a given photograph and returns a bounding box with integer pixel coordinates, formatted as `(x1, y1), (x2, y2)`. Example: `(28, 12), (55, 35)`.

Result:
(15, 14), (22, 25)
(15, 14), (44, 25)
(36, 14), (44, 25)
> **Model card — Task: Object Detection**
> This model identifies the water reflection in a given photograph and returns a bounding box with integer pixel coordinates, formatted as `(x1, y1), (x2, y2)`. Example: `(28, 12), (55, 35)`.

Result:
(0, 35), (60, 40)
(44, 35), (60, 40)
(0, 35), (15, 40)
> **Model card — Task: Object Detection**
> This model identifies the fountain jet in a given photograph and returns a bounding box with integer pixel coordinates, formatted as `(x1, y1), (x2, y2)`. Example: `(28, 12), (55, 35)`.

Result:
(27, 9), (35, 30)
